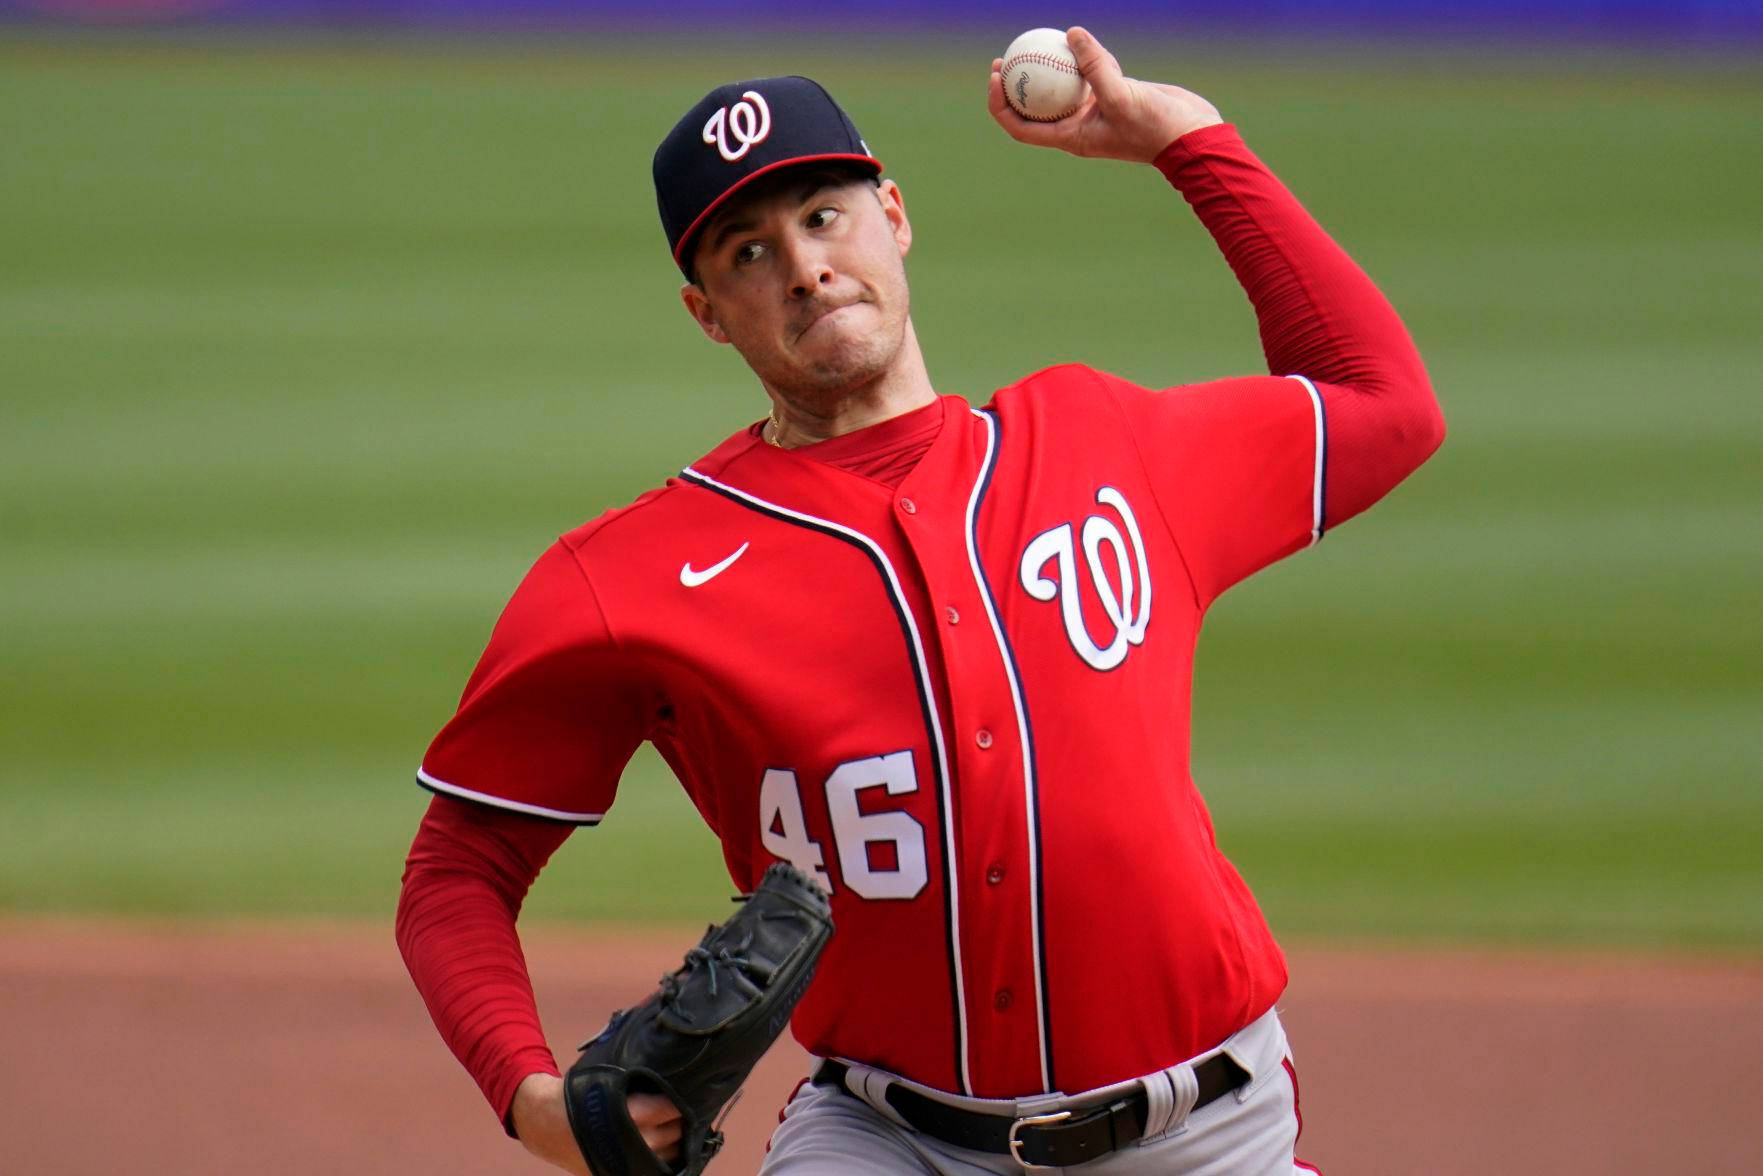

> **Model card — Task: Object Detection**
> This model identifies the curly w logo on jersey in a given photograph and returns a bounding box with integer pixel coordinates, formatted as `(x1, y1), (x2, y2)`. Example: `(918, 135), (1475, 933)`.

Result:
(1020, 486), (1152, 671)
(702, 90), (772, 161)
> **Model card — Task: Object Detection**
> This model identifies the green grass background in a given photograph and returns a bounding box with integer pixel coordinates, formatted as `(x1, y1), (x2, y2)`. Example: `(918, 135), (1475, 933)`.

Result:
(2, 32), (1759, 949)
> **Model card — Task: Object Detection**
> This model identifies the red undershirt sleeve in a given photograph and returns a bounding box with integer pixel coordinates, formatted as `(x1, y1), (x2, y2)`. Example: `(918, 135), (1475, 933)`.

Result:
(396, 793), (575, 1134)
(1103, 123), (1445, 605)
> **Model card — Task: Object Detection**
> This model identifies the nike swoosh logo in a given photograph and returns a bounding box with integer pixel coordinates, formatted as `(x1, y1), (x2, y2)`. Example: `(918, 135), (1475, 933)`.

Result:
(680, 542), (750, 588)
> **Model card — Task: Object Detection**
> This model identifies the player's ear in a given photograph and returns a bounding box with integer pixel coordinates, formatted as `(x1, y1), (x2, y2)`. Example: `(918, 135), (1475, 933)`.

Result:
(680, 281), (730, 345)
(877, 179), (912, 258)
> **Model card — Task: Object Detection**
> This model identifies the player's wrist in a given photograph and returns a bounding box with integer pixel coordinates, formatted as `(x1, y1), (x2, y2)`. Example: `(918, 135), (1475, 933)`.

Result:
(511, 1072), (584, 1170)
(510, 1071), (554, 1134)
(1086, 93), (1226, 164)
(1150, 121), (1242, 179)
(1134, 89), (1223, 162)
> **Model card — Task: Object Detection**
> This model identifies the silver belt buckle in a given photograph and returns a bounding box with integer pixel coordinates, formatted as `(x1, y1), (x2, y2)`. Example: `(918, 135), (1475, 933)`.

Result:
(1007, 1108), (1072, 1170)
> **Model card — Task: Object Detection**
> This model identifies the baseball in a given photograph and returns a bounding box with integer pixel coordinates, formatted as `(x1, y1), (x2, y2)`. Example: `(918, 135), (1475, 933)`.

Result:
(1000, 27), (1089, 121)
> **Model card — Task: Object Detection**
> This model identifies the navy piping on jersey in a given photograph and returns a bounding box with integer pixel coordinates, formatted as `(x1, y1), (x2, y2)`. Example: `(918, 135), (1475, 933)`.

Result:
(678, 465), (974, 1097)
(965, 407), (1056, 1093)
(413, 766), (606, 825)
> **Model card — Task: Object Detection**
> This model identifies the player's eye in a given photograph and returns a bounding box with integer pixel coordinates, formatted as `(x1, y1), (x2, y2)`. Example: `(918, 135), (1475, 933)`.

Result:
(806, 207), (840, 230)
(733, 240), (767, 265)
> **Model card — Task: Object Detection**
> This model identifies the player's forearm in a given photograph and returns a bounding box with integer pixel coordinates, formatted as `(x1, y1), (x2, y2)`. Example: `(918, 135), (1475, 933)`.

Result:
(395, 797), (567, 1133)
(1157, 125), (1428, 396)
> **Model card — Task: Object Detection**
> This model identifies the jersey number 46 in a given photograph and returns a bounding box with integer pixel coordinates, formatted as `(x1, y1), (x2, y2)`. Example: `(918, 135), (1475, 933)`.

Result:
(759, 751), (927, 900)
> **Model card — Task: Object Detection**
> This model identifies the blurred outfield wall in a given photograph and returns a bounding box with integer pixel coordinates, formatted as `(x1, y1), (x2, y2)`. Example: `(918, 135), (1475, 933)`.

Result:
(4, 0), (1762, 44)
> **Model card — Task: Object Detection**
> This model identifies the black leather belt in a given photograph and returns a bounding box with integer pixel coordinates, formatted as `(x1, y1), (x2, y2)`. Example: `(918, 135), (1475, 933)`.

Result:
(812, 1053), (1248, 1169)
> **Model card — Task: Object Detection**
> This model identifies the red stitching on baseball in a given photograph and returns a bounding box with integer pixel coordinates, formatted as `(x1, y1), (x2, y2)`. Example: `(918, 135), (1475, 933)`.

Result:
(1002, 51), (1082, 76)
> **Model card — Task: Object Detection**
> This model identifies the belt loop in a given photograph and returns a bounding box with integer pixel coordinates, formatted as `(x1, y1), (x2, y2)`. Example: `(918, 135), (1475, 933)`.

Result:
(1223, 1006), (1286, 1102)
(1138, 1070), (1177, 1141)
(835, 1062), (914, 1131)
(1145, 1061), (1199, 1141)
(1011, 1091), (1070, 1119)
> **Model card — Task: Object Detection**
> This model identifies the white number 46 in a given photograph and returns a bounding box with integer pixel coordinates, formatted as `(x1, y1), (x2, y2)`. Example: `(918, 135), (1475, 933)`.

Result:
(758, 750), (928, 900)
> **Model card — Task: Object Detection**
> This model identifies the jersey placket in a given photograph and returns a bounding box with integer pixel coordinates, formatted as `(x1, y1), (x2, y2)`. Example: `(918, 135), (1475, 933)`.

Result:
(887, 423), (1051, 1098)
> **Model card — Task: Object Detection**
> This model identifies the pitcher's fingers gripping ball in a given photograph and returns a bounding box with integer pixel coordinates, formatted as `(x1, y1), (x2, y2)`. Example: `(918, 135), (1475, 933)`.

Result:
(563, 863), (834, 1176)
(999, 26), (1089, 120)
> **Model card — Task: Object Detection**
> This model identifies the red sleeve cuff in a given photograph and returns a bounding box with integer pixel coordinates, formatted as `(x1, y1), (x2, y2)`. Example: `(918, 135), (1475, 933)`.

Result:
(1152, 122), (1246, 183)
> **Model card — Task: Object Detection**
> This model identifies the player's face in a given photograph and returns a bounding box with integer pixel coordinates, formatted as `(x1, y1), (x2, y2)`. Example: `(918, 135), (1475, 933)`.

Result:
(680, 172), (913, 404)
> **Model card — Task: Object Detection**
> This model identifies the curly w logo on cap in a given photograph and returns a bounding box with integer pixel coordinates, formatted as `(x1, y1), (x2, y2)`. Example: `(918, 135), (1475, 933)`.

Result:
(702, 91), (773, 162)
(653, 75), (882, 275)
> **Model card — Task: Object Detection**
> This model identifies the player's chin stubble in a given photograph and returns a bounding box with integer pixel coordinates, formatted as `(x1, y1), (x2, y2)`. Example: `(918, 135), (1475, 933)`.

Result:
(755, 299), (909, 407)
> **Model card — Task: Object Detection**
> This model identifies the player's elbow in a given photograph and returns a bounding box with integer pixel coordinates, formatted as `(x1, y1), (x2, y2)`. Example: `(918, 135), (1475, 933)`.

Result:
(1373, 360), (1445, 476)
(393, 862), (426, 969)
(393, 850), (446, 965)
(1405, 377), (1446, 470)
(394, 801), (517, 964)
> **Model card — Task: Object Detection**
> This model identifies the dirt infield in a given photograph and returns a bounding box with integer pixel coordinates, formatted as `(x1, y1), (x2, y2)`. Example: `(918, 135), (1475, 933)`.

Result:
(3, 919), (1760, 1175)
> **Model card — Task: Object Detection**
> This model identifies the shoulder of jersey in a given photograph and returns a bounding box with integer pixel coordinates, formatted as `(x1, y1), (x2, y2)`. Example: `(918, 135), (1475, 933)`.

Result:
(558, 483), (671, 545)
(555, 426), (759, 560)
(987, 361), (1113, 408)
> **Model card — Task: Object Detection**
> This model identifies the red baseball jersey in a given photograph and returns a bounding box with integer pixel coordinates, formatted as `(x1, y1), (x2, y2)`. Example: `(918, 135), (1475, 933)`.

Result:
(420, 367), (1325, 1099)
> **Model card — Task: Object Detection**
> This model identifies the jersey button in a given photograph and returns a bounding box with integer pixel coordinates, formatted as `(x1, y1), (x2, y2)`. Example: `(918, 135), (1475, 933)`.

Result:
(986, 864), (1005, 885)
(974, 729), (993, 749)
(945, 605), (960, 625)
(898, 497), (918, 515)
(994, 989), (1013, 1011)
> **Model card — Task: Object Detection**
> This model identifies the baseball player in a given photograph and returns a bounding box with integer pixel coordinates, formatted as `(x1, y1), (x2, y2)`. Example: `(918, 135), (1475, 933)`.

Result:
(397, 26), (1443, 1175)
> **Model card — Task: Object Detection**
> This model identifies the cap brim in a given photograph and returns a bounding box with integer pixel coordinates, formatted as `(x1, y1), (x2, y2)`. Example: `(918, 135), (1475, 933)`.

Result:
(673, 152), (884, 275)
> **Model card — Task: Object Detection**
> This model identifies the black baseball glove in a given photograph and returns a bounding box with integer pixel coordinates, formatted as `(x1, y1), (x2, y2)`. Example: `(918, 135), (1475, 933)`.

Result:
(563, 862), (834, 1176)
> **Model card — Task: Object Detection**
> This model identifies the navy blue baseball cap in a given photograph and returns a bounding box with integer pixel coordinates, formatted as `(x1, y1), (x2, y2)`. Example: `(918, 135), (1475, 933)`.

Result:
(654, 76), (883, 277)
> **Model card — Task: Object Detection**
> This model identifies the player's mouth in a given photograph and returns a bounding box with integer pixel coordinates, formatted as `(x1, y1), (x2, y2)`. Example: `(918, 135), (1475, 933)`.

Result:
(794, 297), (868, 340)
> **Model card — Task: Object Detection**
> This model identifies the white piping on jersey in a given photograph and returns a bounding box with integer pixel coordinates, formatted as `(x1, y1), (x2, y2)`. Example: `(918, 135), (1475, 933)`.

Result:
(1289, 374), (1327, 546)
(678, 465), (974, 1097)
(416, 766), (605, 825)
(965, 408), (1053, 1093)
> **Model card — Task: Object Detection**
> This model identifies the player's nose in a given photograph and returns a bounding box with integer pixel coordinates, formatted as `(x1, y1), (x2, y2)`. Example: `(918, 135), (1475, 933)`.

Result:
(781, 238), (836, 299)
